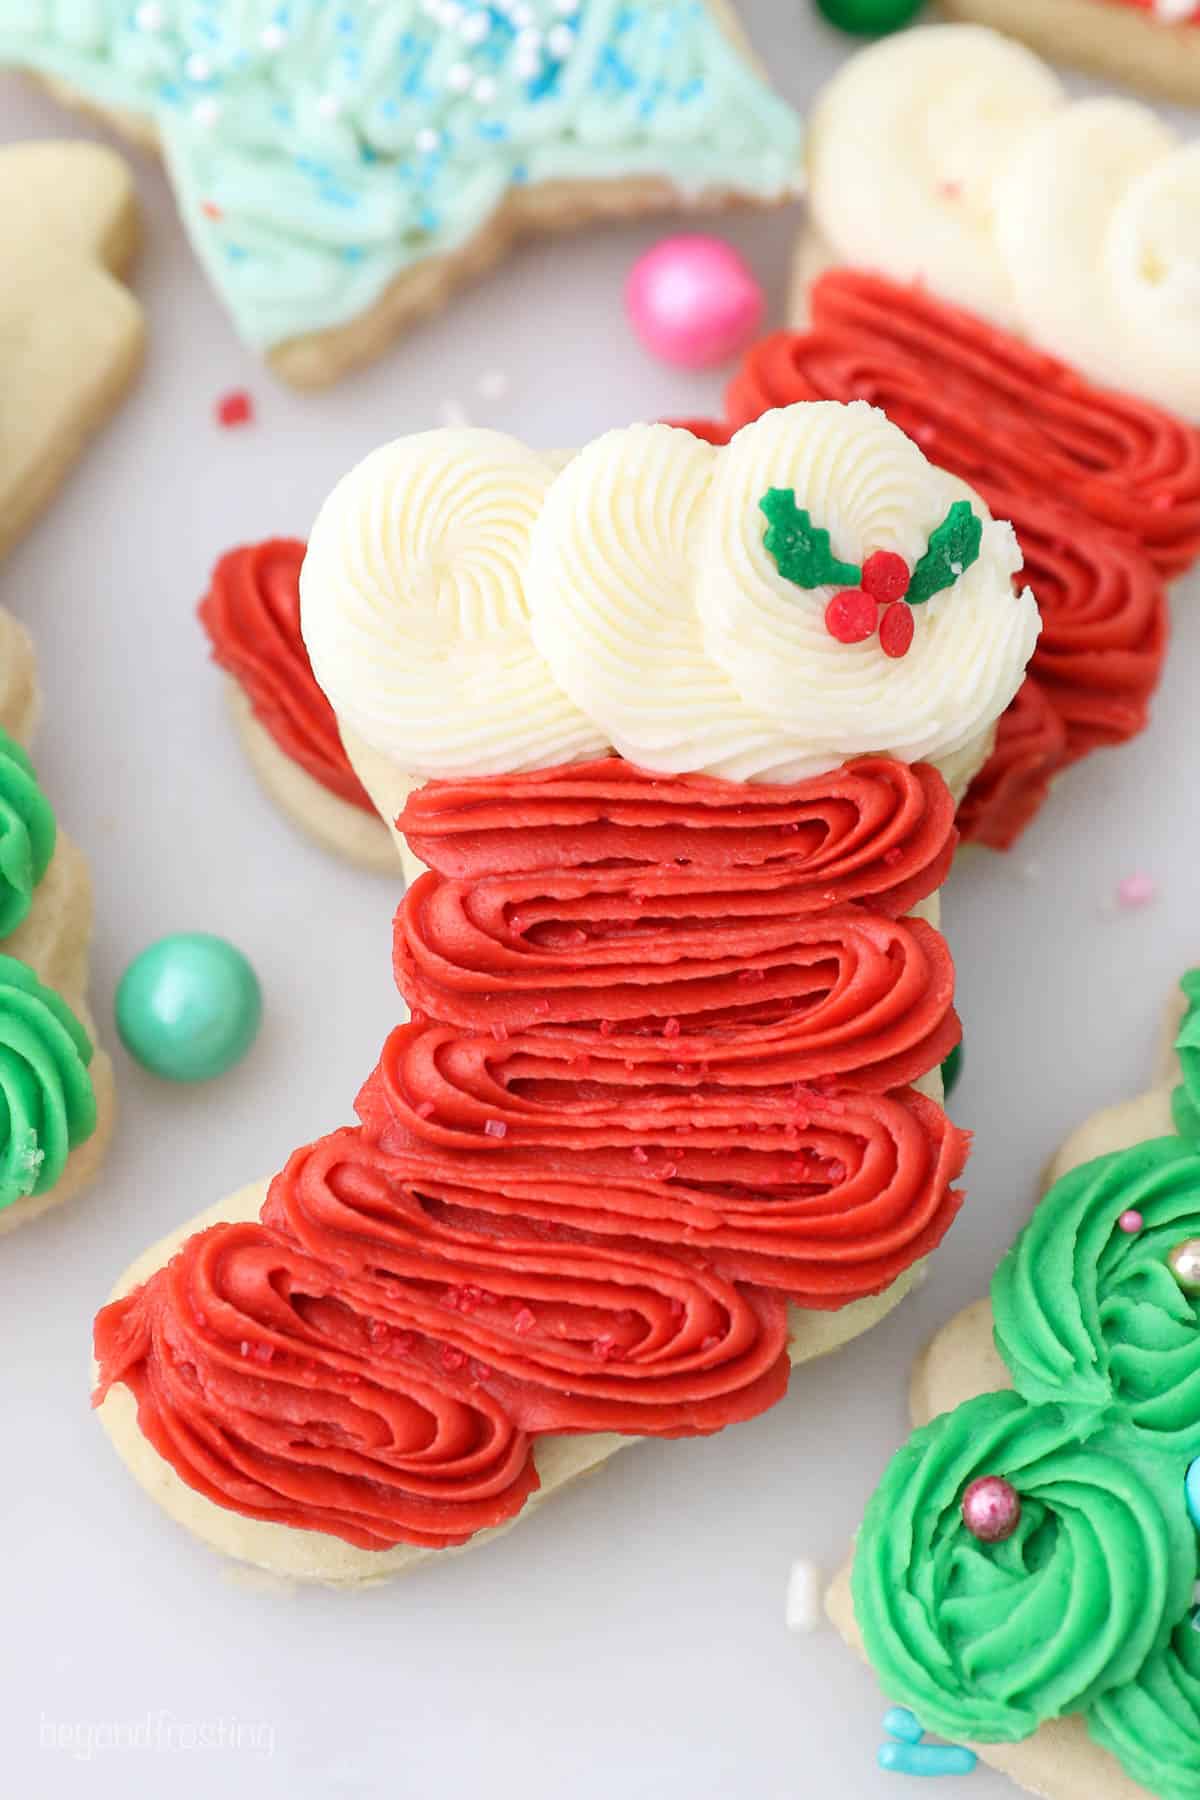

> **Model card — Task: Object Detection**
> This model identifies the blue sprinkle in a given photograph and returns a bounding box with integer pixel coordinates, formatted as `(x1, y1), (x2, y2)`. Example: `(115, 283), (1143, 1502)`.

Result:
(883, 1708), (924, 1745)
(476, 121), (508, 141)
(341, 245), (366, 264)
(225, 244), (249, 263)
(511, 162), (529, 185)
(878, 1743), (978, 1778)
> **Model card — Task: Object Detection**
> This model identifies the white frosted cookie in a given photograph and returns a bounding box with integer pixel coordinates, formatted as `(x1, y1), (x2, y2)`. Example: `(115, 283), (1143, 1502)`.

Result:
(941, 0), (1200, 107)
(0, 139), (144, 559)
(828, 972), (1200, 1800)
(0, 2), (800, 388)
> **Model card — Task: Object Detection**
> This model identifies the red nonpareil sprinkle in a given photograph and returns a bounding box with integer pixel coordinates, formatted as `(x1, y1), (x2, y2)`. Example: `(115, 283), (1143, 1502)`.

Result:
(440, 1345), (467, 1373)
(599, 1019), (615, 1037)
(392, 1331), (418, 1356)
(416, 1100), (436, 1119)
(663, 1017), (681, 1039)
(825, 587), (878, 645)
(631, 1146), (650, 1165)
(457, 1286), (485, 1312)
(879, 603), (915, 659)
(483, 1118), (508, 1139)
(513, 1307), (537, 1336)
(882, 846), (905, 866)
(657, 1162), (678, 1180)
(861, 550), (910, 604)
(366, 1319), (391, 1344)
(593, 1335), (619, 1362)
(215, 389), (254, 428)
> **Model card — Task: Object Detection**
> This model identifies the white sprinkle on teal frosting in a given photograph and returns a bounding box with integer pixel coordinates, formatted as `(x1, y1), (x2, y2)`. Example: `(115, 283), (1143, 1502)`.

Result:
(0, 2), (801, 350)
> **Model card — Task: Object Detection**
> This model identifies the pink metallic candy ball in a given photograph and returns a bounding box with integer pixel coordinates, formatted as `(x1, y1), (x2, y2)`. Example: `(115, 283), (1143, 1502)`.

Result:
(625, 235), (765, 369)
(961, 1476), (1022, 1544)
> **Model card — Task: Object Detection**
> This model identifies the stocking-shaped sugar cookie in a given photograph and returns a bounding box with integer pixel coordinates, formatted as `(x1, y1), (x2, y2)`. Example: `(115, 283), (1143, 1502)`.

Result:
(687, 27), (1200, 853)
(0, 609), (115, 1234)
(0, 3), (800, 387)
(0, 139), (144, 559)
(92, 403), (1038, 1583)
(828, 969), (1200, 1800)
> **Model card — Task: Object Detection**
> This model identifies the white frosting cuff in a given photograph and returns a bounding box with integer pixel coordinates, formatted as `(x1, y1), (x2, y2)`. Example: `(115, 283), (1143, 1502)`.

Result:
(301, 406), (1038, 787)
(807, 25), (1200, 422)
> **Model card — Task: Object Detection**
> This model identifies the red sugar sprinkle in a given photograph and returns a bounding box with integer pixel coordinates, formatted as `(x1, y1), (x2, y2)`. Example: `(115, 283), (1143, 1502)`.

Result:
(663, 1017), (681, 1039)
(215, 389), (254, 428)
(657, 1162), (678, 1180)
(700, 1334), (722, 1352)
(599, 1020), (616, 1037)
(440, 1346), (467, 1373)
(252, 1342), (275, 1365)
(201, 199), (223, 220)
(826, 1160), (847, 1184)
(416, 1100), (436, 1119)
(825, 587), (878, 645)
(513, 1307), (537, 1336)
(861, 551), (910, 604)
(631, 1146), (650, 1164)
(879, 602), (915, 660)
(937, 179), (963, 200)
(882, 846), (905, 866)
(738, 966), (766, 984)
(490, 1022), (509, 1042)
(393, 1331), (418, 1356)
(593, 1335), (619, 1362)
(483, 1118), (508, 1139)
(239, 1341), (251, 1358)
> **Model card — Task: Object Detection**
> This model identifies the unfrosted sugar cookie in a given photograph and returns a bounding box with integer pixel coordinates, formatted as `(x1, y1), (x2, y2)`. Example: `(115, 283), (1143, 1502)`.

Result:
(0, 3), (801, 387)
(0, 139), (144, 560)
(940, 0), (1200, 107)
(0, 611), (115, 1236)
(90, 403), (1038, 1584)
(198, 539), (394, 872)
(828, 968), (1200, 1800)
(683, 27), (1200, 853)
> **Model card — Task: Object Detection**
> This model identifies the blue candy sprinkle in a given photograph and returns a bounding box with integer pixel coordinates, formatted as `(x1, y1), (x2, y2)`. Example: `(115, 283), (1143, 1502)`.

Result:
(883, 1708), (924, 1745)
(879, 1743), (978, 1778)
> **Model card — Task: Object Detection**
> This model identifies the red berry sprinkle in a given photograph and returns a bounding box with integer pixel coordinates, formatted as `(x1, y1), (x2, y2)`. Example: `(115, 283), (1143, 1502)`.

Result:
(861, 550), (910, 605)
(824, 588), (878, 645)
(879, 602), (916, 659)
(215, 389), (254, 428)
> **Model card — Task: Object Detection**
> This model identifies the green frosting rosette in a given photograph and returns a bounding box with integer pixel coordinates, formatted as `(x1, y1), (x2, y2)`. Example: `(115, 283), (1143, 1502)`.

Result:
(1088, 1619), (1200, 1800)
(0, 954), (96, 1210)
(852, 1390), (1197, 1746)
(0, 726), (56, 939)
(852, 968), (1200, 1797)
(992, 1138), (1200, 1452)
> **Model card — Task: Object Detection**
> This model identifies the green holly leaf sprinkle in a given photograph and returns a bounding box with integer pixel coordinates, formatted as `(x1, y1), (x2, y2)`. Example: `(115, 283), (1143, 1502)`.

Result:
(907, 501), (983, 606)
(759, 488), (861, 590)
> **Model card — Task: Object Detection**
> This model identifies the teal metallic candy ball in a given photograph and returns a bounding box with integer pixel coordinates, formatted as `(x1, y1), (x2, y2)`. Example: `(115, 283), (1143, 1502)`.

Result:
(941, 1040), (964, 1100)
(815, 0), (924, 33)
(116, 933), (262, 1082)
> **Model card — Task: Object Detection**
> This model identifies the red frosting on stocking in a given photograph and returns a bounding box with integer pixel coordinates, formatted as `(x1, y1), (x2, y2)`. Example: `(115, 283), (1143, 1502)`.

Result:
(95, 755), (967, 1552)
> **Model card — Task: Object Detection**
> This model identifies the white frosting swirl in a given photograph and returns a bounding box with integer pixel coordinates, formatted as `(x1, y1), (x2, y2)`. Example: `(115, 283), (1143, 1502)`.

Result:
(301, 405), (1038, 786)
(806, 25), (1200, 421)
(300, 429), (605, 777)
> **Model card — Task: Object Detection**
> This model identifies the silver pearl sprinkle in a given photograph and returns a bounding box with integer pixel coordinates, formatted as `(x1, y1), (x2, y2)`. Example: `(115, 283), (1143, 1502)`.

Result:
(1167, 1238), (1200, 1297)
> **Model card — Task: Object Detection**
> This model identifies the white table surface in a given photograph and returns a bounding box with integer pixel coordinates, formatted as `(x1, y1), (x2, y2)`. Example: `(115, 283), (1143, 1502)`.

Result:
(2, 10), (1197, 1798)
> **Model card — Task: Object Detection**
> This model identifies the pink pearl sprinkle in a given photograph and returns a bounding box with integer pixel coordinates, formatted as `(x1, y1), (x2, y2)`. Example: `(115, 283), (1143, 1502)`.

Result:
(1116, 872), (1157, 910)
(1118, 1210), (1144, 1235)
(625, 235), (765, 370)
(962, 1475), (1021, 1544)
